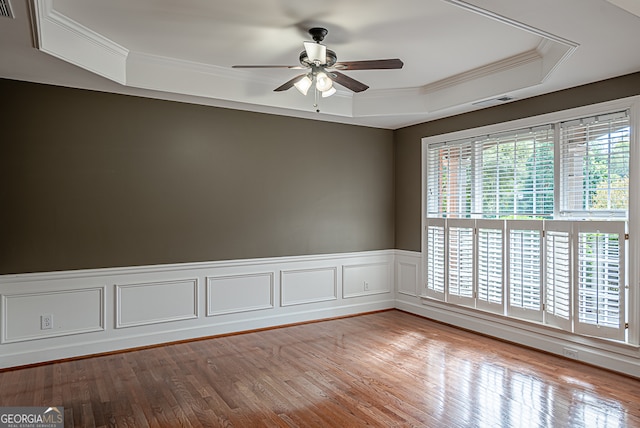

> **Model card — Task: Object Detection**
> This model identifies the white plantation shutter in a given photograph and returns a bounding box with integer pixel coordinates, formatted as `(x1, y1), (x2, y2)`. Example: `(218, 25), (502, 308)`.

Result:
(560, 110), (630, 218)
(507, 221), (543, 322)
(447, 219), (475, 306)
(425, 219), (446, 300)
(476, 220), (504, 313)
(544, 221), (573, 331)
(426, 142), (473, 218)
(574, 221), (626, 340)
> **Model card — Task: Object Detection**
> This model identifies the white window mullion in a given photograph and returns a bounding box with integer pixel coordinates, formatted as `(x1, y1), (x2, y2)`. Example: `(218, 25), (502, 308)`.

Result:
(627, 100), (640, 346)
(472, 140), (482, 217)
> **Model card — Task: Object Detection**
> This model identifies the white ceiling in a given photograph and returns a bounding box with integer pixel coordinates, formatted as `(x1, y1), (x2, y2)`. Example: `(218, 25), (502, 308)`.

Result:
(2, 0), (640, 129)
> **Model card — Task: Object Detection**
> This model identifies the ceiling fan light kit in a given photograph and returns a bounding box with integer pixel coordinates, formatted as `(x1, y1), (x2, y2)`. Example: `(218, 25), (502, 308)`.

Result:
(233, 27), (404, 112)
(294, 75), (312, 95)
(315, 72), (333, 92)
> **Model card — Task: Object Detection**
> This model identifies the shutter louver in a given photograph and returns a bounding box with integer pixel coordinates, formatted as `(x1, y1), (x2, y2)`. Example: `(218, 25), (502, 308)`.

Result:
(447, 220), (474, 305)
(544, 222), (572, 331)
(574, 221), (626, 340)
(507, 221), (543, 322)
(425, 219), (446, 299)
(476, 220), (504, 313)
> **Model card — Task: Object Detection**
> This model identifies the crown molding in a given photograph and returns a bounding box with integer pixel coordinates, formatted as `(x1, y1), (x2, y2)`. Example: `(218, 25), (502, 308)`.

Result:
(443, 0), (578, 49)
(32, 0), (128, 84)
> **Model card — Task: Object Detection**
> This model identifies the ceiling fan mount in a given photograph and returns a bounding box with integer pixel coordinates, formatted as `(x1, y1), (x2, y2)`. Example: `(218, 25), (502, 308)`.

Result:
(232, 27), (403, 96)
(308, 27), (328, 43)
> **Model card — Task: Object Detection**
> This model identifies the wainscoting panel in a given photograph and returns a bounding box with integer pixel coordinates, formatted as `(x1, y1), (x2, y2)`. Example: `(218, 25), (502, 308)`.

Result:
(396, 259), (420, 297)
(3, 249), (639, 377)
(342, 262), (391, 298)
(0, 251), (395, 369)
(280, 267), (337, 307)
(116, 279), (199, 328)
(395, 251), (422, 298)
(207, 273), (274, 316)
(1, 287), (105, 343)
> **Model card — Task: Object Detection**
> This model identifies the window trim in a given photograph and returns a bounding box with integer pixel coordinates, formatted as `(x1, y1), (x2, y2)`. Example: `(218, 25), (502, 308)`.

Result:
(421, 95), (640, 346)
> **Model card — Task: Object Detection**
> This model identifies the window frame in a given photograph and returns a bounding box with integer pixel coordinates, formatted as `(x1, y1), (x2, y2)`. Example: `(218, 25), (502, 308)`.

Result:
(421, 96), (640, 346)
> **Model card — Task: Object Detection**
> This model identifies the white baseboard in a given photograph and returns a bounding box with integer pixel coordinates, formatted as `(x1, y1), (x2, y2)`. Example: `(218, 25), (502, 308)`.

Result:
(0, 250), (395, 369)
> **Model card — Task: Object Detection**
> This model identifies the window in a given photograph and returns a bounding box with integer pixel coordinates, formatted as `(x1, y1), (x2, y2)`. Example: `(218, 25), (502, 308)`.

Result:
(560, 111), (630, 218)
(423, 102), (635, 344)
(427, 126), (554, 219)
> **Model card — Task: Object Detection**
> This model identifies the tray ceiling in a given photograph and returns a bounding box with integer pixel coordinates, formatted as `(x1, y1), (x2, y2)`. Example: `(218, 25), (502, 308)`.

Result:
(2, 0), (640, 128)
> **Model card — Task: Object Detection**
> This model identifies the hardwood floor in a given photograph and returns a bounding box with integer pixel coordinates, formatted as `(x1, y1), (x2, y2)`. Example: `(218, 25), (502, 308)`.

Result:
(1, 310), (640, 427)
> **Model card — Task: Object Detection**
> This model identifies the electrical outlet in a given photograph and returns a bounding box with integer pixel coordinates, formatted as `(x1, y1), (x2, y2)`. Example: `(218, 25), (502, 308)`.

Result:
(563, 347), (578, 359)
(41, 314), (53, 330)
(364, 281), (369, 291)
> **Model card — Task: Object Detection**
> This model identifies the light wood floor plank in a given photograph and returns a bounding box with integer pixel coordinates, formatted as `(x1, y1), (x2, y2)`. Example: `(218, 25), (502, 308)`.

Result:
(1, 310), (640, 427)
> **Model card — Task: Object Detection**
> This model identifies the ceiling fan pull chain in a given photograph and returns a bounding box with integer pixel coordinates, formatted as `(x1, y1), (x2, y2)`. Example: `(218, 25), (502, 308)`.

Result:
(314, 88), (320, 113)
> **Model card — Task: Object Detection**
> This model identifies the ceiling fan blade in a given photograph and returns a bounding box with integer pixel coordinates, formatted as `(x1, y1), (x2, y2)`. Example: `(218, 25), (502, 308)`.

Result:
(303, 42), (327, 63)
(333, 59), (404, 71)
(274, 74), (307, 92)
(232, 65), (305, 69)
(330, 71), (369, 93)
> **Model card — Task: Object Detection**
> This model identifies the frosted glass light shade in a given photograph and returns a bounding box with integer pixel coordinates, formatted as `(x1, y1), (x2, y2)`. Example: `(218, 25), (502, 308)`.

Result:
(321, 87), (336, 97)
(315, 72), (333, 92)
(294, 75), (312, 95)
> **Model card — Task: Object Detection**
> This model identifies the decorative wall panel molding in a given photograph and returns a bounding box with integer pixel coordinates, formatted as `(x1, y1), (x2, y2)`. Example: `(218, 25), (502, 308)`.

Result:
(1, 287), (105, 343)
(207, 272), (274, 316)
(396, 253), (420, 297)
(342, 262), (391, 298)
(116, 279), (199, 328)
(280, 267), (337, 307)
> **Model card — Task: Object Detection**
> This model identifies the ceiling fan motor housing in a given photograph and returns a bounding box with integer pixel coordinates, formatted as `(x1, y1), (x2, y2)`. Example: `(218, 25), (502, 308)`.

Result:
(299, 49), (337, 68)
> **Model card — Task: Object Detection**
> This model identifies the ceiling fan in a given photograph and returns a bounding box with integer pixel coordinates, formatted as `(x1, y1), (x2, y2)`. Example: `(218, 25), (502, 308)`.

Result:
(232, 27), (403, 99)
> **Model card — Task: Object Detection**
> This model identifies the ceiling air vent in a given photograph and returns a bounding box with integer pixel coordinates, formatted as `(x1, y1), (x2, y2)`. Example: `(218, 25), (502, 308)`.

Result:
(472, 95), (515, 107)
(0, 0), (14, 18)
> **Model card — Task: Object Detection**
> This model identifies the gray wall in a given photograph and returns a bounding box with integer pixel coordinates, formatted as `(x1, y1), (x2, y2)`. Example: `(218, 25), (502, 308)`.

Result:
(394, 71), (640, 252)
(4, 71), (640, 274)
(1, 79), (394, 274)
